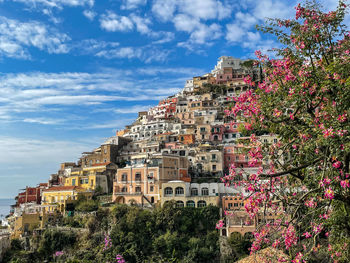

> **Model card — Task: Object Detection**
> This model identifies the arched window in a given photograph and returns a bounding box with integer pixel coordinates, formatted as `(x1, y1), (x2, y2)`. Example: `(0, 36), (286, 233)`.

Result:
(197, 200), (207, 207)
(175, 187), (184, 196)
(176, 201), (184, 208)
(186, 200), (195, 207)
(164, 187), (173, 196)
(201, 187), (209, 196)
(191, 188), (198, 196)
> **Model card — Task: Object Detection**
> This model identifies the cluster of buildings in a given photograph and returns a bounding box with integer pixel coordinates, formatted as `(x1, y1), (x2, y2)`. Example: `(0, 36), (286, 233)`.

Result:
(5, 56), (280, 240)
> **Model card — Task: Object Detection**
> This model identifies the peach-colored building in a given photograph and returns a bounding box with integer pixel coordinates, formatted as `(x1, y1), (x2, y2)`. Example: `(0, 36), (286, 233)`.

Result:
(113, 154), (189, 206)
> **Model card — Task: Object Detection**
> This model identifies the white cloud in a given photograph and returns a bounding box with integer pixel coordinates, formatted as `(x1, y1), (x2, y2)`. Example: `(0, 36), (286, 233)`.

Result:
(189, 23), (222, 44)
(100, 11), (134, 32)
(114, 105), (151, 114)
(11, 0), (94, 10)
(152, 0), (177, 22)
(22, 117), (64, 125)
(76, 39), (120, 54)
(252, 0), (295, 20)
(130, 14), (152, 35)
(173, 14), (200, 32)
(121, 0), (147, 10)
(0, 66), (203, 121)
(178, 0), (231, 21)
(96, 46), (170, 63)
(83, 10), (96, 21)
(225, 23), (245, 43)
(0, 16), (70, 59)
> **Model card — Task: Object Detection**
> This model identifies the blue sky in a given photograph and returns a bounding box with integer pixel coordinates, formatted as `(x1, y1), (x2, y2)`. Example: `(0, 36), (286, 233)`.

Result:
(0, 0), (343, 199)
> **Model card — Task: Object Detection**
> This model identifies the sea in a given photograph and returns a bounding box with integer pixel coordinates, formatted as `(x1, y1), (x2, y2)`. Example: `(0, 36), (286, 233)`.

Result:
(0, 198), (13, 221)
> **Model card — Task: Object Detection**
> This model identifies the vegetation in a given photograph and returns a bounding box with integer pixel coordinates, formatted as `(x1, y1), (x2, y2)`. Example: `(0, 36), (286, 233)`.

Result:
(3, 203), (226, 263)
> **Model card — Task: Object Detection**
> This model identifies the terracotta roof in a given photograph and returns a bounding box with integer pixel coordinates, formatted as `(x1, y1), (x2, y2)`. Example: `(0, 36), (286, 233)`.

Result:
(43, 186), (83, 192)
(236, 248), (287, 263)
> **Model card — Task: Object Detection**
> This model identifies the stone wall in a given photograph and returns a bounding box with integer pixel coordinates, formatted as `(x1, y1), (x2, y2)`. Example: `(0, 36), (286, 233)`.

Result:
(0, 231), (10, 262)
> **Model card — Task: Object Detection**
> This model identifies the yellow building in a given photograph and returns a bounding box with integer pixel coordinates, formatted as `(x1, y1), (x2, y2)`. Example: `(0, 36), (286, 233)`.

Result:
(11, 212), (53, 239)
(64, 163), (116, 193)
(42, 186), (93, 212)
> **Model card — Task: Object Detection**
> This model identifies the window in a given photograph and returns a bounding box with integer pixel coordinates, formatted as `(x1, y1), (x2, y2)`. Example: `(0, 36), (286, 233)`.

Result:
(274, 138), (278, 143)
(134, 172), (142, 182)
(191, 188), (198, 196)
(104, 147), (107, 154)
(121, 173), (127, 182)
(164, 187), (173, 196)
(121, 187), (127, 192)
(212, 154), (216, 160)
(175, 187), (184, 196)
(212, 165), (217, 171)
(212, 189), (216, 193)
(150, 186), (154, 192)
(197, 200), (207, 207)
(201, 187), (209, 196)
(72, 179), (76, 186)
(176, 201), (184, 208)
(186, 200), (195, 207)
(135, 186), (141, 193)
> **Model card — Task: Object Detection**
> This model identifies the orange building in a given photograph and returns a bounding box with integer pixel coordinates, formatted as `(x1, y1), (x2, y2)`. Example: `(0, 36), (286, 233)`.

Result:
(178, 134), (195, 145)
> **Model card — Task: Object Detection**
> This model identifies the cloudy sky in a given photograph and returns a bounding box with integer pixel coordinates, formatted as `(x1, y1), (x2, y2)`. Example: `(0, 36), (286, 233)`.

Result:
(0, 0), (343, 199)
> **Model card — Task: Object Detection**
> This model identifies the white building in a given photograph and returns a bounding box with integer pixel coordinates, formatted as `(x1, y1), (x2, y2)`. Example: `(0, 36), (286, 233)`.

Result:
(211, 56), (243, 76)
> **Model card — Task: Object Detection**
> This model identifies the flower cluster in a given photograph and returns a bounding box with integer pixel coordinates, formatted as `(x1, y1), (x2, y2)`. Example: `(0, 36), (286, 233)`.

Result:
(103, 233), (112, 251)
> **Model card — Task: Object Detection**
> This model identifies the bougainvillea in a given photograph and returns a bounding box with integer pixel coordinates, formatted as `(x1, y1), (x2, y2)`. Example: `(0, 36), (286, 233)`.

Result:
(225, 1), (350, 262)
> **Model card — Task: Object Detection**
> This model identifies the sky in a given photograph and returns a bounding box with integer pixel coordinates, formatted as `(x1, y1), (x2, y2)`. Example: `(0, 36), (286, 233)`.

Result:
(0, 0), (345, 199)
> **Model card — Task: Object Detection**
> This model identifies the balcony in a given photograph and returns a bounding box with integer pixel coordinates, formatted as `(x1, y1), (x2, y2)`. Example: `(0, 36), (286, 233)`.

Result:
(114, 192), (142, 196)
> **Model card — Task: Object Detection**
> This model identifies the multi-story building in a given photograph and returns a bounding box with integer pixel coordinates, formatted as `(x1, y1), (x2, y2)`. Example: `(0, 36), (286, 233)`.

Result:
(41, 186), (93, 213)
(113, 153), (189, 206)
(80, 136), (130, 167)
(160, 181), (239, 208)
(64, 163), (118, 194)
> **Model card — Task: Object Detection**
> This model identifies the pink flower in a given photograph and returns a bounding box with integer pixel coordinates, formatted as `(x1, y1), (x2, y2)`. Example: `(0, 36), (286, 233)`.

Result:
(303, 232), (312, 238)
(324, 187), (334, 199)
(340, 180), (350, 188)
(116, 254), (125, 263)
(216, 220), (224, 229)
(323, 127), (334, 138)
(283, 225), (298, 249)
(305, 198), (317, 208)
(333, 161), (342, 169)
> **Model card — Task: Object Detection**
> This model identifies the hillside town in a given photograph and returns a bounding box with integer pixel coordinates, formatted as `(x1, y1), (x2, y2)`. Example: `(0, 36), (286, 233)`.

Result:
(1, 56), (282, 258)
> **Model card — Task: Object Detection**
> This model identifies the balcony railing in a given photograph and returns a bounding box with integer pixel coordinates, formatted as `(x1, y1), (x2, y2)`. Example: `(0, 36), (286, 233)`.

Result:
(114, 192), (142, 196)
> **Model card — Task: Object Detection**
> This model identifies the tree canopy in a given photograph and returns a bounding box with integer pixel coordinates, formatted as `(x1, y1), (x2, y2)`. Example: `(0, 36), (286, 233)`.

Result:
(224, 1), (350, 262)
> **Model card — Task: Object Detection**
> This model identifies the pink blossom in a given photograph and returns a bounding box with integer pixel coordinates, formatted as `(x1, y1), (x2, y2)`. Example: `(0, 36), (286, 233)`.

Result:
(333, 161), (342, 169)
(340, 180), (350, 188)
(116, 254), (125, 263)
(283, 225), (298, 249)
(303, 232), (312, 238)
(324, 187), (334, 199)
(216, 220), (224, 229)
